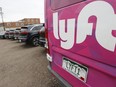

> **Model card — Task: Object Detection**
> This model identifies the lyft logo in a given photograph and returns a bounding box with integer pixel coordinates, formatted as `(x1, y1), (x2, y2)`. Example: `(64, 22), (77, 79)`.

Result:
(53, 1), (116, 52)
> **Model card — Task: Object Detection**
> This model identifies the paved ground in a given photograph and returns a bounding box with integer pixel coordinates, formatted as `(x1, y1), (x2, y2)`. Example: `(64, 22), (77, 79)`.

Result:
(0, 39), (60, 87)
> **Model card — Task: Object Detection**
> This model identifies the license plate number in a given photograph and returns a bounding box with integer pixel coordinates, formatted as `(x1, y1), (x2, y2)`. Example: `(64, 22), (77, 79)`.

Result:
(62, 58), (88, 82)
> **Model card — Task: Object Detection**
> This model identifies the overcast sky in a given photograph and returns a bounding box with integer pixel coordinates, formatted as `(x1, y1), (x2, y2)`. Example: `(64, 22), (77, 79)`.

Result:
(0, 0), (44, 23)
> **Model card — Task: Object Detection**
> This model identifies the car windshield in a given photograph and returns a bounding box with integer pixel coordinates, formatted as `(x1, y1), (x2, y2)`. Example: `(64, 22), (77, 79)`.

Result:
(9, 30), (14, 32)
(29, 24), (44, 31)
(16, 29), (20, 30)
(28, 25), (33, 30)
(40, 27), (45, 32)
(21, 25), (33, 31)
(21, 27), (27, 32)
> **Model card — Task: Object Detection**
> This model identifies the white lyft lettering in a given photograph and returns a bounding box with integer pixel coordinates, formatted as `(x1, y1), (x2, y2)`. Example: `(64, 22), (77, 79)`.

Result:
(53, 1), (116, 52)
(53, 13), (75, 49)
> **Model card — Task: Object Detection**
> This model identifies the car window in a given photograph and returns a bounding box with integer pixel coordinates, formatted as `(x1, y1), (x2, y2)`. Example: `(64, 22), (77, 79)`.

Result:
(9, 30), (14, 32)
(31, 26), (43, 31)
(16, 29), (20, 30)
(21, 27), (28, 31)
(28, 26), (33, 30)
(40, 27), (45, 32)
(51, 0), (84, 10)
(21, 27), (27, 29)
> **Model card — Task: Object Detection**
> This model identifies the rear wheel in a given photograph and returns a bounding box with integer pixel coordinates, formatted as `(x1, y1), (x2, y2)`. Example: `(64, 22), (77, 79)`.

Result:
(32, 37), (39, 46)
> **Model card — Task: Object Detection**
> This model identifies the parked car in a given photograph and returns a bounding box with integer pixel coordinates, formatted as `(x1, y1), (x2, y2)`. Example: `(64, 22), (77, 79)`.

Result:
(0, 31), (6, 39)
(9, 30), (15, 39)
(13, 28), (21, 40)
(19, 24), (45, 46)
(18, 25), (33, 42)
(4, 30), (10, 39)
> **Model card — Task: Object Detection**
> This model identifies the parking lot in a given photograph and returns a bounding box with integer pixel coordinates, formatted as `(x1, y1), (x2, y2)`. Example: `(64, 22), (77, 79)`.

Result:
(0, 39), (60, 87)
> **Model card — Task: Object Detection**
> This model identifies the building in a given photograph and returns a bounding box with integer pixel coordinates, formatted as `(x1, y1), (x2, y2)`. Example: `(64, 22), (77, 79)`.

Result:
(20, 18), (40, 25)
(0, 18), (40, 30)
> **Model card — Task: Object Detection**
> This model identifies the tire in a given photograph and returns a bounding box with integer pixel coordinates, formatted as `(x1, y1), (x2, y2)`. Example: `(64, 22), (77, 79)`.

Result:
(3, 35), (6, 39)
(32, 37), (39, 46)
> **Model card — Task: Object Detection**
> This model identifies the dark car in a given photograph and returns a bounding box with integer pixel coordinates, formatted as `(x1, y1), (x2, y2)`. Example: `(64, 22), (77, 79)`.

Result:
(9, 30), (15, 39)
(13, 28), (21, 40)
(19, 24), (44, 46)
(18, 25), (33, 42)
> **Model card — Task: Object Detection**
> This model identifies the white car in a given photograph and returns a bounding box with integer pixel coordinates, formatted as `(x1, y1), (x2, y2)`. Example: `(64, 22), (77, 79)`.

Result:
(0, 31), (6, 39)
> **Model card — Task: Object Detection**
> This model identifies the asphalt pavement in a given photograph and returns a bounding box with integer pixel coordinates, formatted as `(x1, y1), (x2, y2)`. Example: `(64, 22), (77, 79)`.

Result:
(0, 39), (60, 87)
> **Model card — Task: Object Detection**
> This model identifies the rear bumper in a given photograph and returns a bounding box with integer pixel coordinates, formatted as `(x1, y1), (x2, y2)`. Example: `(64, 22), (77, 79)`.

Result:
(5, 35), (9, 38)
(48, 65), (72, 87)
(18, 38), (27, 42)
(9, 35), (14, 39)
(18, 35), (28, 42)
(14, 35), (19, 39)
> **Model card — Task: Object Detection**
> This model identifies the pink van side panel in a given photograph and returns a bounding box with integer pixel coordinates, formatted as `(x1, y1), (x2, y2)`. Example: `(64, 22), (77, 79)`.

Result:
(45, 0), (116, 87)
(48, 0), (116, 67)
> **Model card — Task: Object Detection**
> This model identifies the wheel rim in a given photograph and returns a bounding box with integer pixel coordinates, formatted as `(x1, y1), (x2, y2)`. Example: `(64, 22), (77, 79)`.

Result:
(33, 38), (39, 46)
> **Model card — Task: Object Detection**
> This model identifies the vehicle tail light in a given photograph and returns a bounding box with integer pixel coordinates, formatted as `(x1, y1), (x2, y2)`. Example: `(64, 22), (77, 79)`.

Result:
(10, 32), (14, 35)
(20, 29), (28, 35)
(20, 31), (28, 35)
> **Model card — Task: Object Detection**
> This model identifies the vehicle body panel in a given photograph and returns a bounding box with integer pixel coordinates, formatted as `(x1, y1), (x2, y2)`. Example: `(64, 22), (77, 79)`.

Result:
(14, 28), (21, 40)
(0, 31), (6, 39)
(9, 30), (15, 39)
(4, 30), (10, 39)
(45, 0), (116, 87)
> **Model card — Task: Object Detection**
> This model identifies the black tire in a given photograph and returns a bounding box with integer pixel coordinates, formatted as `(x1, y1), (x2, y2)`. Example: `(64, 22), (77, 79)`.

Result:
(3, 35), (6, 39)
(31, 37), (39, 46)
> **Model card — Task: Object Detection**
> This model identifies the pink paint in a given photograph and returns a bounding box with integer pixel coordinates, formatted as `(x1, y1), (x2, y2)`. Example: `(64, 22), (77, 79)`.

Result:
(45, 0), (116, 87)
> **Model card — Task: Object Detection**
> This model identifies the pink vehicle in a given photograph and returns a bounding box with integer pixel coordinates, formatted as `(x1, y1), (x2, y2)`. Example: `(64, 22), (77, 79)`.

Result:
(45, 0), (116, 87)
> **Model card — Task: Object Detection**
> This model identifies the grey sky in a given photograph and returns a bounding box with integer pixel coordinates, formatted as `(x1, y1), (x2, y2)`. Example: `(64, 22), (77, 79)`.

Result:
(0, 0), (44, 23)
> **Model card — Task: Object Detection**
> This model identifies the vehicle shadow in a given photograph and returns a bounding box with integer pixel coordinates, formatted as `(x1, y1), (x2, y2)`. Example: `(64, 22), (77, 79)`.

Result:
(0, 39), (7, 40)
(20, 44), (34, 48)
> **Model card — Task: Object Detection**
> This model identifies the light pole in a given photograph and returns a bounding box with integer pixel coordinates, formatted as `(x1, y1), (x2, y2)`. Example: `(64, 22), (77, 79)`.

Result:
(0, 7), (5, 31)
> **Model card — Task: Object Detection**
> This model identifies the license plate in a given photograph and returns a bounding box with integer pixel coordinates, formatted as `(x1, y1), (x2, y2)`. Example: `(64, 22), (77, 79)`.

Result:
(62, 58), (88, 82)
